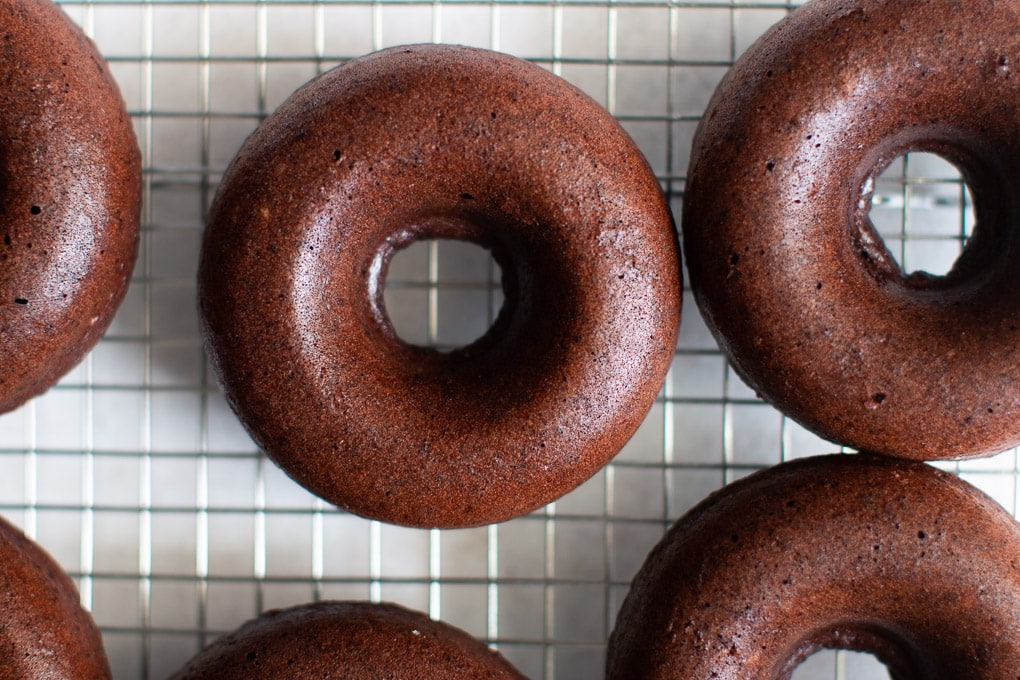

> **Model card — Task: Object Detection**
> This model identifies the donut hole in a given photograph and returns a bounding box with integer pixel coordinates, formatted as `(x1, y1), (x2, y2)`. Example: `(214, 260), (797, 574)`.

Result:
(790, 650), (892, 679)
(783, 622), (925, 680)
(868, 151), (975, 280)
(382, 238), (505, 352)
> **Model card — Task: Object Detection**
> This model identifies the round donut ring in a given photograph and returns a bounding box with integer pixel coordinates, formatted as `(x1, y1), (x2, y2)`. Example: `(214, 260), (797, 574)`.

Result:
(682, 0), (1020, 460)
(607, 454), (1020, 679)
(0, 514), (111, 678)
(169, 601), (526, 679)
(200, 45), (681, 528)
(1, 0), (141, 413)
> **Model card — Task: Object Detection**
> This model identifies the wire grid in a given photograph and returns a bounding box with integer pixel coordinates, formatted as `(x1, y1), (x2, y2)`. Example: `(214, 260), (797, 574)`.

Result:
(0, 1), (1016, 679)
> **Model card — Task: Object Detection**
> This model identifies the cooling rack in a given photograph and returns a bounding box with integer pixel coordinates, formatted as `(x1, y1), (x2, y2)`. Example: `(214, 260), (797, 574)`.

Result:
(1, 0), (1015, 678)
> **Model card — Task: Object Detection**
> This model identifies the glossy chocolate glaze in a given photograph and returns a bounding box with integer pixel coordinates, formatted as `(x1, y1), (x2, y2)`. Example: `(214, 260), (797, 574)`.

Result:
(607, 454), (1020, 679)
(200, 44), (681, 527)
(0, 0), (141, 412)
(683, 0), (1020, 459)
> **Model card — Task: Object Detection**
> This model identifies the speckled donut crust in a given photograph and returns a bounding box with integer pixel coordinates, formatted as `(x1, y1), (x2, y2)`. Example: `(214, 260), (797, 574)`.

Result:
(0, 514), (111, 678)
(200, 44), (681, 528)
(607, 454), (1020, 679)
(170, 601), (526, 679)
(682, 0), (1020, 460)
(1, 0), (141, 412)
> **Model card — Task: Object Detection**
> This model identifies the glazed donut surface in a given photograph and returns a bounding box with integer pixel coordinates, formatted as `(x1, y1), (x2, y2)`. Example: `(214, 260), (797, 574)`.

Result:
(0, 514), (111, 679)
(200, 44), (681, 527)
(607, 454), (1020, 679)
(169, 601), (526, 679)
(682, 0), (1020, 459)
(0, 0), (141, 413)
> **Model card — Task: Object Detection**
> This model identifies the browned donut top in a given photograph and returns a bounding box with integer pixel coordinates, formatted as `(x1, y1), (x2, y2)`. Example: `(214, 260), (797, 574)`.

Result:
(170, 601), (526, 679)
(608, 454), (1020, 679)
(201, 44), (681, 527)
(683, 0), (1020, 459)
(0, 515), (110, 679)
(0, 0), (140, 413)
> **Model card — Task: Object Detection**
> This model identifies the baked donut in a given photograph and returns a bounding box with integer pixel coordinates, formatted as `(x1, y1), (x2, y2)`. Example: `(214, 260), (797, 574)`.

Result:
(200, 44), (680, 527)
(682, 0), (1020, 460)
(170, 601), (526, 679)
(607, 454), (1020, 679)
(0, 514), (111, 678)
(0, 0), (140, 413)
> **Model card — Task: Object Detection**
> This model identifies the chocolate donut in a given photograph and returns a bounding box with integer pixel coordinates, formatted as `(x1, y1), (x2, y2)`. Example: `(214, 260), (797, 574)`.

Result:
(0, 514), (111, 678)
(170, 601), (526, 679)
(682, 0), (1020, 459)
(607, 454), (1020, 678)
(1, 0), (140, 413)
(200, 44), (681, 527)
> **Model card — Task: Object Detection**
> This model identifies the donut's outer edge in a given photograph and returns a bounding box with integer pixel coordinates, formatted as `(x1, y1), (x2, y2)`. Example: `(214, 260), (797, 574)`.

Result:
(199, 44), (682, 528)
(0, 0), (141, 412)
(606, 454), (1020, 679)
(168, 601), (528, 679)
(682, 0), (1020, 460)
(0, 514), (111, 679)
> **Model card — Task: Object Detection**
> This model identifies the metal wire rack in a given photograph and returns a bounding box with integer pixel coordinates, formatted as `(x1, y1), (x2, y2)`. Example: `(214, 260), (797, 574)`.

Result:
(2, 1), (1015, 678)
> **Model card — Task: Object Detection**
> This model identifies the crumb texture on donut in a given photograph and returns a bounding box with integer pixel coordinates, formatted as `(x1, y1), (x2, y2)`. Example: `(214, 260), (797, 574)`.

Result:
(682, 0), (1020, 460)
(0, 0), (141, 413)
(0, 515), (111, 679)
(200, 44), (681, 527)
(169, 601), (527, 679)
(607, 454), (1020, 679)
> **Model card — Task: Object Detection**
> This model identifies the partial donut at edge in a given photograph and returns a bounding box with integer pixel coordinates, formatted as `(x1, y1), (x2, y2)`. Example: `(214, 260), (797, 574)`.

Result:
(200, 44), (681, 528)
(0, 0), (141, 412)
(0, 514), (111, 679)
(607, 454), (1020, 679)
(682, 0), (1020, 460)
(168, 601), (527, 679)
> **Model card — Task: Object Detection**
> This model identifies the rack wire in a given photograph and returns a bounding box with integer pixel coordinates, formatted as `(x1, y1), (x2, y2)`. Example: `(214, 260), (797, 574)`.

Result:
(1, 1), (1015, 678)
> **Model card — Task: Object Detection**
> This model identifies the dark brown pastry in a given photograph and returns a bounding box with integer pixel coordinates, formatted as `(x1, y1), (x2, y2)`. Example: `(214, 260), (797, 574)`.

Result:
(0, 0), (141, 413)
(607, 454), (1020, 679)
(170, 601), (526, 679)
(0, 514), (111, 679)
(200, 44), (681, 528)
(682, 0), (1020, 460)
